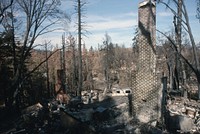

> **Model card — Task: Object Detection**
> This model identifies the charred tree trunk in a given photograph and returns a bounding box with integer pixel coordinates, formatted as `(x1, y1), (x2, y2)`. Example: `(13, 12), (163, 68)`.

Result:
(182, 1), (200, 99)
(45, 42), (50, 98)
(62, 34), (66, 93)
(77, 0), (82, 97)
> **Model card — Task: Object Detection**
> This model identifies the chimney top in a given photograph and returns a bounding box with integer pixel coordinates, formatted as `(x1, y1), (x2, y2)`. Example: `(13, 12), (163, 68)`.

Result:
(139, 0), (156, 8)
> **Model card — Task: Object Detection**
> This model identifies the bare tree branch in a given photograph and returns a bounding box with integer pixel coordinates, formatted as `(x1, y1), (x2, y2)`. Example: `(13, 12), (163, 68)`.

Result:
(157, 29), (198, 77)
(0, 0), (14, 23)
(197, 0), (200, 22)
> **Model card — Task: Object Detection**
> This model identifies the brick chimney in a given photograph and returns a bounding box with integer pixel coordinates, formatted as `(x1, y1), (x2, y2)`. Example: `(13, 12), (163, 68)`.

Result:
(132, 0), (158, 123)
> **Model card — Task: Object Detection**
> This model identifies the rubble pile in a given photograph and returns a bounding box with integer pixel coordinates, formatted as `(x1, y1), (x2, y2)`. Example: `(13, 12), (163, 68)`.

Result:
(1, 95), (133, 134)
(166, 96), (200, 133)
(6, 101), (67, 134)
(61, 96), (133, 134)
(5, 91), (200, 133)
(61, 95), (165, 134)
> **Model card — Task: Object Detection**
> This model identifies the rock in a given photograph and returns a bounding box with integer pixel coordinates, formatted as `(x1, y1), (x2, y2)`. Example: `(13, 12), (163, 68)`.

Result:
(21, 103), (43, 115)
(134, 128), (141, 134)
(151, 121), (157, 127)
(166, 112), (194, 133)
(179, 115), (194, 132)
(137, 107), (155, 123)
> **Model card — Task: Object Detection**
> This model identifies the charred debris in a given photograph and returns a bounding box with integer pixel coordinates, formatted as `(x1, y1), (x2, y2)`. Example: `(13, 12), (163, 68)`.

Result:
(0, 84), (200, 134)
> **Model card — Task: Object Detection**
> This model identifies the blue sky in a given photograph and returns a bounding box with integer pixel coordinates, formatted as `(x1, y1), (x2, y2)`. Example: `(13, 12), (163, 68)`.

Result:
(37, 0), (200, 49)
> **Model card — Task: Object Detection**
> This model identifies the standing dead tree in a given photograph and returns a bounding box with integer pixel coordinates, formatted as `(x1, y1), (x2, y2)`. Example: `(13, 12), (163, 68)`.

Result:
(77, 0), (82, 97)
(158, 0), (200, 99)
(74, 0), (87, 97)
(66, 34), (78, 93)
(100, 33), (115, 94)
(1, 0), (69, 109)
